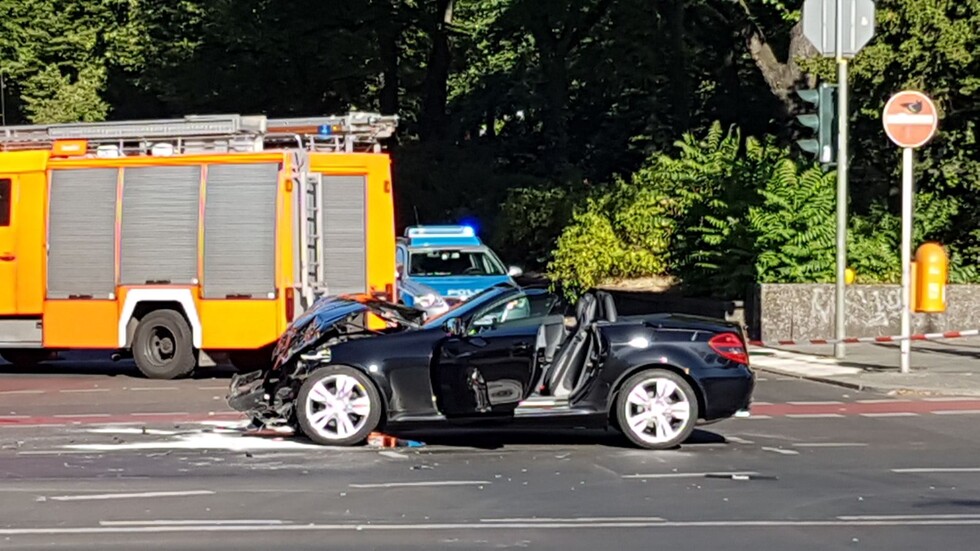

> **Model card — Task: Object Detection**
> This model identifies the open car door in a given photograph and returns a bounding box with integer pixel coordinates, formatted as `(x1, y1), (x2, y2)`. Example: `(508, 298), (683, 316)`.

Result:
(432, 289), (559, 417)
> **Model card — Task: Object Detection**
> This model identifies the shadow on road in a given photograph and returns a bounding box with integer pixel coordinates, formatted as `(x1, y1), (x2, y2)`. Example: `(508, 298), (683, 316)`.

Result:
(0, 351), (239, 380)
(359, 427), (728, 451)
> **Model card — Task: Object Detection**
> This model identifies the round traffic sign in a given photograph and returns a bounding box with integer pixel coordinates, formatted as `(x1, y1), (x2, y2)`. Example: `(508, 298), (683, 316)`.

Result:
(882, 90), (938, 148)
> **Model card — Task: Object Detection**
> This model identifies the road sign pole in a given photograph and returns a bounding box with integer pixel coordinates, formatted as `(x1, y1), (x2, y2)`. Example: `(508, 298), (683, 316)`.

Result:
(833, 0), (848, 359)
(900, 146), (913, 374)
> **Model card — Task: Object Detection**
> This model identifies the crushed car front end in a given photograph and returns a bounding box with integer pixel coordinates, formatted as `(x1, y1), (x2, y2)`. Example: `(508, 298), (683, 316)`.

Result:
(227, 295), (425, 428)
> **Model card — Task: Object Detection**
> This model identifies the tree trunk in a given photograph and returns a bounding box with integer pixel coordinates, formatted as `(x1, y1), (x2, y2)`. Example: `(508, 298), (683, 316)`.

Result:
(420, 0), (454, 142)
(378, 21), (400, 116)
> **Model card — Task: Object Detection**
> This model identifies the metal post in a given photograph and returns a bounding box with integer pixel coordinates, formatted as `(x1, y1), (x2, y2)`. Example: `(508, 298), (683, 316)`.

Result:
(900, 147), (913, 374)
(834, 0), (848, 359)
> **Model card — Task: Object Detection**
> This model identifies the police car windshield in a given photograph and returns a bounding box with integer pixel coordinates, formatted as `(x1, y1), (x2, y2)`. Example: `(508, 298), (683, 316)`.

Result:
(408, 249), (506, 277)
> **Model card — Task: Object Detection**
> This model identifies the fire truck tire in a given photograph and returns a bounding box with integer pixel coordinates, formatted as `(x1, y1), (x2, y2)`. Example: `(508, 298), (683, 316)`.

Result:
(133, 309), (197, 380)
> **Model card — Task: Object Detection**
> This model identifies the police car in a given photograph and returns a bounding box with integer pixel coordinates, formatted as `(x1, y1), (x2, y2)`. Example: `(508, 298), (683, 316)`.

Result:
(396, 225), (522, 317)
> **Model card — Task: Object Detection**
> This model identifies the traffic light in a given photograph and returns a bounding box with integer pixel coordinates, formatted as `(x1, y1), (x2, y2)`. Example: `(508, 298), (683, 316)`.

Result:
(795, 82), (838, 165)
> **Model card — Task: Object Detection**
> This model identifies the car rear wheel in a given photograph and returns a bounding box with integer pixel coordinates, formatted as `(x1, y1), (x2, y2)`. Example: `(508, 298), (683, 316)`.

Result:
(296, 366), (382, 446)
(133, 310), (197, 380)
(616, 369), (698, 450)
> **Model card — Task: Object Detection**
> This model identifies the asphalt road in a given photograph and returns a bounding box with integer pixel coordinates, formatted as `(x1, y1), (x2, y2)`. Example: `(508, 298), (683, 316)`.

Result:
(2, 357), (980, 550)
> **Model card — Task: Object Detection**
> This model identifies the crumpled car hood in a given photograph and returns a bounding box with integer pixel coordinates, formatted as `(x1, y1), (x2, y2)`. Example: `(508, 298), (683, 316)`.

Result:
(271, 294), (425, 370)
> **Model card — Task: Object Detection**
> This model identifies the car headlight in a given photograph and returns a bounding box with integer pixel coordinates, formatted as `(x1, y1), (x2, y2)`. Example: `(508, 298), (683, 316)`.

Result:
(415, 293), (443, 309)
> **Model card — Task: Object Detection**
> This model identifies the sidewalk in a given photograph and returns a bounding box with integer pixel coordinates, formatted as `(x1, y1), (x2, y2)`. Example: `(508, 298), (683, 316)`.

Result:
(749, 336), (980, 397)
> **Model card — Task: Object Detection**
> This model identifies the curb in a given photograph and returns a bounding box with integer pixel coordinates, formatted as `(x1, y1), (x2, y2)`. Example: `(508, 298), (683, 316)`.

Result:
(751, 363), (980, 397)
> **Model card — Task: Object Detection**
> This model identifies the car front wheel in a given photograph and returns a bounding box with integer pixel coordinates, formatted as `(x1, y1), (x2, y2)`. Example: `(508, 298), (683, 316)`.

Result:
(616, 369), (699, 450)
(296, 366), (382, 446)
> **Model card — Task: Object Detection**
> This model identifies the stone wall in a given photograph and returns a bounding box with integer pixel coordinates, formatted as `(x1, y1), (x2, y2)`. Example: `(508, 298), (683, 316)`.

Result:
(754, 284), (980, 342)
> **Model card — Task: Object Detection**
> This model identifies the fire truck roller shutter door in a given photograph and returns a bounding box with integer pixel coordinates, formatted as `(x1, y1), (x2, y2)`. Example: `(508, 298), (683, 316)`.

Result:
(202, 163), (278, 299)
(120, 165), (200, 285)
(321, 175), (367, 295)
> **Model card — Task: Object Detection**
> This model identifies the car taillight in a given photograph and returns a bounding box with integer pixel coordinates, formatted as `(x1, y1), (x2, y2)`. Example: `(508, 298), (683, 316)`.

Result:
(285, 288), (295, 321)
(708, 332), (748, 365)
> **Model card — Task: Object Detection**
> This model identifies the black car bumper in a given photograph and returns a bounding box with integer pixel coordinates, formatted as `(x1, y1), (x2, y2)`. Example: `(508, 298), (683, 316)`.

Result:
(227, 370), (267, 414)
(699, 366), (755, 420)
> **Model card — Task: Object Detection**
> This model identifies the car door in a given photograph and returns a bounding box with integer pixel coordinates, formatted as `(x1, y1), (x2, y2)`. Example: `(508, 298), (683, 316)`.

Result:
(432, 292), (542, 417)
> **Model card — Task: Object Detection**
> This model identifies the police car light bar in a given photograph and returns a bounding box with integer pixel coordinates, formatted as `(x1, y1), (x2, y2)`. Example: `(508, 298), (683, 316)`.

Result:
(405, 226), (475, 238)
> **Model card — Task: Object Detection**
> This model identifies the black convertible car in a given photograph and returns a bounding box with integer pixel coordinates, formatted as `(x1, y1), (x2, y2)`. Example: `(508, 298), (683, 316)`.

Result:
(228, 283), (754, 450)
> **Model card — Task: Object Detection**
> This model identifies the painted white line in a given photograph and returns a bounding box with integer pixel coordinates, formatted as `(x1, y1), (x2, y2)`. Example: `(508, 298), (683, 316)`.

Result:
(922, 397), (971, 402)
(891, 467), (980, 474)
(481, 517), (665, 523)
(59, 388), (110, 394)
(197, 386), (228, 391)
(100, 520), (288, 526)
(18, 450), (109, 455)
(786, 413), (845, 419)
(751, 401), (773, 406)
(8, 519), (980, 535)
(349, 481), (491, 489)
(932, 410), (980, 415)
(378, 451), (408, 460)
(793, 443), (868, 448)
(52, 414), (111, 418)
(857, 399), (909, 404)
(128, 387), (179, 392)
(0, 389), (44, 395)
(47, 490), (215, 502)
(0, 415), (29, 419)
(839, 514), (980, 521)
(726, 436), (755, 445)
(761, 447), (799, 456)
(622, 472), (758, 479)
(738, 414), (772, 420)
(787, 401), (843, 405)
(860, 412), (918, 418)
(131, 412), (190, 417)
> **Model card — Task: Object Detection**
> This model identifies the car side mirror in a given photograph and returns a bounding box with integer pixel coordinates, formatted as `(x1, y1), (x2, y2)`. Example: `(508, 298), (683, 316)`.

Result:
(508, 266), (523, 277)
(443, 318), (465, 336)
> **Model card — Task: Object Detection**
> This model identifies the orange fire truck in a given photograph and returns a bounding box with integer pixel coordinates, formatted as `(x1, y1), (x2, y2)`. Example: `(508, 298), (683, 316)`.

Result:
(0, 112), (398, 379)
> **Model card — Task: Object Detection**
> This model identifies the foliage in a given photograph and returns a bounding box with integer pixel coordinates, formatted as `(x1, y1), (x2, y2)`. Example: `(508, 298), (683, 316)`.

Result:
(0, 0), (977, 289)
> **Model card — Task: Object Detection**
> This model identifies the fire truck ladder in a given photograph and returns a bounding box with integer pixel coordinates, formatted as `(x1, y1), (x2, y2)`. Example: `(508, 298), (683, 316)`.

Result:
(0, 112), (399, 155)
(298, 169), (327, 306)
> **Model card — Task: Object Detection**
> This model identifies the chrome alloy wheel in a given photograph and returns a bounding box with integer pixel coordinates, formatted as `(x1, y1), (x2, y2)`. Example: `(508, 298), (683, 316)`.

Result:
(303, 373), (372, 441)
(622, 376), (693, 446)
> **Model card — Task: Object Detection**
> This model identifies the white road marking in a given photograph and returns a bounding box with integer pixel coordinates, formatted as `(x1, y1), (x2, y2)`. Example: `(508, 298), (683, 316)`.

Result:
(726, 436), (755, 445)
(786, 414), (845, 419)
(793, 443), (868, 448)
(378, 451), (408, 460)
(128, 387), (179, 392)
(891, 467), (980, 474)
(8, 519), (980, 535)
(738, 414), (772, 420)
(197, 386), (228, 391)
(857, 399), (909, 404)
(761, 447), (799, 455)
(921, 397), (970, 402)
(751, 401), (773, 406)
(0, 415), (29, 419)
(52, 414), (111, 418)
(100, 520), (288, 526)
(18, 450), (108, 455)
(480, 517), (665, 523)
(349, 481), (491, 489)
(131, 412), (191, 417)
(46, 490), (215, 502)
(622, 472), (758, 479)
(59, 388), (110, 394)
(0, 389), (44, 395)
(932, 410), (980, 415)
(860, 412), (918, 418)
(838, 514), (980, 521)
(787, 401), (843, 405)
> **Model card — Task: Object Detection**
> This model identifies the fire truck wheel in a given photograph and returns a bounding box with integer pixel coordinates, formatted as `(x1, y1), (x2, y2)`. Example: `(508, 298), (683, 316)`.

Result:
(133, 310), (197, 379)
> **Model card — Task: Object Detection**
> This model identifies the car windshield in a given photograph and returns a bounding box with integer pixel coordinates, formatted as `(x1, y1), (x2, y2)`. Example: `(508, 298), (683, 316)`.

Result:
(422, 284), (515, 327)
(409, 249), (505, 277)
